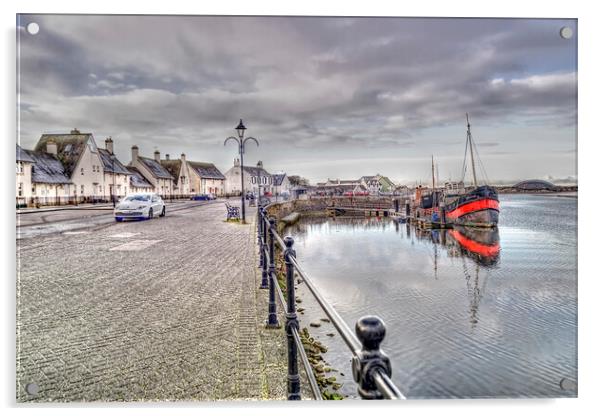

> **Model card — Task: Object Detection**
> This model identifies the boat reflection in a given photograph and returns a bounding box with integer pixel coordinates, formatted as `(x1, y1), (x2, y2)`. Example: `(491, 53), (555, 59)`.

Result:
(411, 225), (500, 328)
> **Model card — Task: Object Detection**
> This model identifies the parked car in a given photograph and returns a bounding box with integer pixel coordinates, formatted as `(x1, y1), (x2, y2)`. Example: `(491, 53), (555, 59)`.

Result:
(191, 194), (211, 201)
(114, 193), (165, 221)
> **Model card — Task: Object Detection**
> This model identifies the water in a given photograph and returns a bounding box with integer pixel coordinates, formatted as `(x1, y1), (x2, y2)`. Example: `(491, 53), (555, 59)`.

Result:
(287, 194), (577, 398)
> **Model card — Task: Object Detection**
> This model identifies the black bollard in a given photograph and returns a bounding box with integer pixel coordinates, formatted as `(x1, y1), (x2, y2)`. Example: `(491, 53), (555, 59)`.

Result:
(266, 218), (280, 328)
(351, 316), (392, 399)
(284, 236), (301, 400)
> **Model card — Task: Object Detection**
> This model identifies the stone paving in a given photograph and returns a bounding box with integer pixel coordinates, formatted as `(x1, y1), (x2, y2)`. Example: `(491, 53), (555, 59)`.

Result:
(16, 202), (289, 401)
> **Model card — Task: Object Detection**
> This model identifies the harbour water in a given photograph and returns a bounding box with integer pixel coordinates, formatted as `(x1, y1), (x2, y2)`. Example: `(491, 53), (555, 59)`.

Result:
(287, 194), (577, 398)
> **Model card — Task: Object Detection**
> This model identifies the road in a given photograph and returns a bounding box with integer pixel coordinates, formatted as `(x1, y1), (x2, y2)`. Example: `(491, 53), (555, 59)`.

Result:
(16, 201), (289, 401)
(16, 200), (217, 239)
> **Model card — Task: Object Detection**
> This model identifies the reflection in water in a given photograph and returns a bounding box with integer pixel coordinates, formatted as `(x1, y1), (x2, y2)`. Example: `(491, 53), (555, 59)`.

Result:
(409, 225), (500, 328)
(287, 195), (577, 398)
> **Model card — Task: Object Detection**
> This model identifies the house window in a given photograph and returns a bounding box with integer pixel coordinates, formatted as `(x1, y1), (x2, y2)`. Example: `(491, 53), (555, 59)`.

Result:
(81, 185), (85, 194)
(81, 168), (84, 175)
(32, 184), (36, 194)
(18, 182), (23, 196)
(17, 163), (24, 174)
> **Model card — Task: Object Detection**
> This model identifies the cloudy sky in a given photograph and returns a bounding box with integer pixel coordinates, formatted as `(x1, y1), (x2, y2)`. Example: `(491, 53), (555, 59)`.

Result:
(17, 15), (577, 185)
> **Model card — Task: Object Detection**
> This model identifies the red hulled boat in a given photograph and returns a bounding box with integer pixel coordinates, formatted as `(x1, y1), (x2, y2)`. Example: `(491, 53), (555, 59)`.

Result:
(442, 115), (499, 228)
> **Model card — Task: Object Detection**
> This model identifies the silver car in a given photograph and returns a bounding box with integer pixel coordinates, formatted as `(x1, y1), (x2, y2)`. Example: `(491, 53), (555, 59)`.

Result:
(114, 193), (166, 222)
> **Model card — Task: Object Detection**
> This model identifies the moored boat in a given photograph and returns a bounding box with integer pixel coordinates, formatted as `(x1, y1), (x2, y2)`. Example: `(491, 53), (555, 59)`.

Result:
(442, 115), (499, 228)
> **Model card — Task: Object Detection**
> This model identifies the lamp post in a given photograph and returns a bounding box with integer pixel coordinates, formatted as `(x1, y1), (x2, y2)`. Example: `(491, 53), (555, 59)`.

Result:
(224, 119), (259, 222)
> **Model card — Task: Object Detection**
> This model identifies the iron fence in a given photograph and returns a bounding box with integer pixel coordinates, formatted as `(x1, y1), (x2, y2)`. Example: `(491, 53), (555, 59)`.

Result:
(257, 205), (406, 400)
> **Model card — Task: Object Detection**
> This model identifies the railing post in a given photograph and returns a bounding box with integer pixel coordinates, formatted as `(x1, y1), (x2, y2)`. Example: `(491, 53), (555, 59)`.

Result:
(266, 217), (280, 328)
(259, 208), (269, 289)
(284, 236), (301, 400)
(352, 316), (392, 399)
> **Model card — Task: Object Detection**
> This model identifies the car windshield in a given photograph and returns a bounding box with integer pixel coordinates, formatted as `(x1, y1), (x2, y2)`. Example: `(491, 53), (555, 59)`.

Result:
(124, 195), (151, 202)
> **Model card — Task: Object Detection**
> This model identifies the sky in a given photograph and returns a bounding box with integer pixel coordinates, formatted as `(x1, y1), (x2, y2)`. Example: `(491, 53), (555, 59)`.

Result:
(16, 15), (577, 185)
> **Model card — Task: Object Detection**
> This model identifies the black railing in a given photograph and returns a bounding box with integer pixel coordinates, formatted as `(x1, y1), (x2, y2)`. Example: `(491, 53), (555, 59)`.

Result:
(257, 204), (406, 400)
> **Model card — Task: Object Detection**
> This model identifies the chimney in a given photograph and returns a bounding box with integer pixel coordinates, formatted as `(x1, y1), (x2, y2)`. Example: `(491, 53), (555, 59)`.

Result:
(154, 150), (160, 162)
(181, 153), (186, 162)
(165, 154), (170, 161)
(105, 137), (114, 154)
(71, 128), (80, 134)
(257, 160), (263, 168)
(234, 158), (240, 167)
(131, 145), (139, 161)
(46, 139), (58, 156)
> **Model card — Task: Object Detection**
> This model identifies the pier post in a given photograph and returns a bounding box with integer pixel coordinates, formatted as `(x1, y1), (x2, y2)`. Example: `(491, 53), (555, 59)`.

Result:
(259, 208), (269, 289)
(352, 316), (392, 399)
(284, 236), (301, 400)
(266, 217), (280, 328)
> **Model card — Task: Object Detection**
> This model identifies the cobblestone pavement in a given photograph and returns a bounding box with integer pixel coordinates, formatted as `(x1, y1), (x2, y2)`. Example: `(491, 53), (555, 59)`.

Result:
(16, 202), (289, 401)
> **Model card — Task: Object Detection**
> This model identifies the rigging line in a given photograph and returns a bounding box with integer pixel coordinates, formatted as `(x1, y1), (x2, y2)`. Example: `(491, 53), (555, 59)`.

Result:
(460, 129), (469, 183)
(472, 138), (490, 184)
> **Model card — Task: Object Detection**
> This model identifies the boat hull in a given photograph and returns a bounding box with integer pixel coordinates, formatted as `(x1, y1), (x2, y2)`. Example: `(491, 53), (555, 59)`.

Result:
(444, 186), (499, 228)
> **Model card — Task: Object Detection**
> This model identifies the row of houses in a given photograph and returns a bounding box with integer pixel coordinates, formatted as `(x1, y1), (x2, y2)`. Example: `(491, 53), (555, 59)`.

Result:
(16, 129), (292, 207)
(313, 174), (397, 196)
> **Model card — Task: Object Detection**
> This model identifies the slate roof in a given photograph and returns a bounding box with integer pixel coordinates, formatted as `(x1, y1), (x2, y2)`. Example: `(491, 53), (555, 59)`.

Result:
(160, 160), (182, 185)
(23, 150), (72, 184)
(138, 156), (174, 179)
(272, 173), (287, 186)
(127, 167), (153, 188)
(189, 161), (225, 180)
(16, 145), (35, 163)
(98, 148), (131, 175)
(34, 132), (95, 177)
(242, 166), (271, 178)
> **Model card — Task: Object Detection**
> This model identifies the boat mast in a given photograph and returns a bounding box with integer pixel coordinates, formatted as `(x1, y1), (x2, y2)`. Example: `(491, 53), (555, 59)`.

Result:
(431, 155), (436, 190)
(466, 113), (478, 187)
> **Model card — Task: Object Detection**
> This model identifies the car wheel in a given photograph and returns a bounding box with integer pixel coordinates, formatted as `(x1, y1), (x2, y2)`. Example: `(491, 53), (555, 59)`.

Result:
(148, 208), (153, 219)
(160, 206), (166, 217)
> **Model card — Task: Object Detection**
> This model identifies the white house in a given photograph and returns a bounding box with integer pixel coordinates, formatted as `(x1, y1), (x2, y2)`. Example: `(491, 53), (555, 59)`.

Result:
(34, 129), (106, 202)
(129, 147), (175, 197)
(271, 172), (290, 196)
(160, 153), (225, 197)
(21, 148), (73, 205)
(224, 159), (271, 196)
(126, 166), (154, 194)
(16, 145), (34, 207)
(98, 137), (130, 201)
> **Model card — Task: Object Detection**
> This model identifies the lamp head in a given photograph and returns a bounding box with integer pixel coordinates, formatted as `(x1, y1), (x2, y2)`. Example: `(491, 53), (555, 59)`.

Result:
(235, 119), (246, 139)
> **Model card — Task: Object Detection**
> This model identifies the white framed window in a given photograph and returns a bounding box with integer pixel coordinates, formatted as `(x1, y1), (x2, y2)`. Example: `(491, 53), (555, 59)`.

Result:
(81, 185), (84, 194)
(81, 167), (84, 175)
(18, 182), (23, 196)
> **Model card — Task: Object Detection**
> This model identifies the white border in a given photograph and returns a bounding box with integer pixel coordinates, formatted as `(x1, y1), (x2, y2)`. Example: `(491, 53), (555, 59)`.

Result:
(2, 1), (600, 415)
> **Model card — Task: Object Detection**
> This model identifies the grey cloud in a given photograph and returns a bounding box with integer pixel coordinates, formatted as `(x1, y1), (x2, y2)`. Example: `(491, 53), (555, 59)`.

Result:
(17, 15), (577, 182)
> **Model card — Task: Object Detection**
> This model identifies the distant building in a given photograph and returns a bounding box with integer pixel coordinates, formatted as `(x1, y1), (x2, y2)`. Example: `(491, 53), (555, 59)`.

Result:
(271, 173), (290, 196)
(224, 159), (271, 195)
(314, 178), (367, 195)
(129, 147), (175, 196)
(513, 180), (558, 191)
(360, 174), (396, 195)
(161, 153), (225, 196)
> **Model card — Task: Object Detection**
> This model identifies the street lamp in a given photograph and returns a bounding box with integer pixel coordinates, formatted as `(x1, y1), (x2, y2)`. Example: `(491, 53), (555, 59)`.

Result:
(224, 119), (259, 222)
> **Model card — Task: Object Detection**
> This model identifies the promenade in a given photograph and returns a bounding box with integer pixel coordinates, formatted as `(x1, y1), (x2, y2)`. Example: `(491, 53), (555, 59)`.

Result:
(16, 202), (288, 401)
